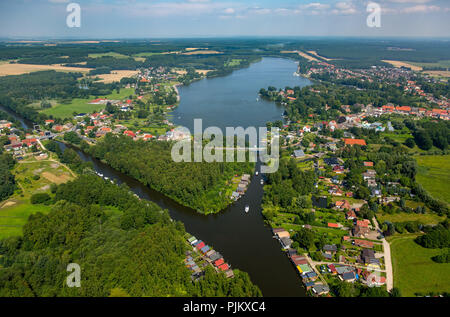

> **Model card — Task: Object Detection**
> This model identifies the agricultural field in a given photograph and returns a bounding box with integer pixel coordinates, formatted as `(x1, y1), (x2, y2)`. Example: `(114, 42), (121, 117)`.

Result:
(415, 155), (450, 204)
(40, 87), (135, 118)
(0, 62), (92, 76)
(381, 60), (423, 71)
(0, 200), (50, 239)
(0, 158), (75, 239)
(92, 70), (139, 83)
(407, 60), (450, 69)
(389, 234), (450, 296)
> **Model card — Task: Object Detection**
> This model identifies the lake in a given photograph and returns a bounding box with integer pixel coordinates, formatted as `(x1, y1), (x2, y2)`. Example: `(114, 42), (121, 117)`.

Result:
(172, 57), (310, 131)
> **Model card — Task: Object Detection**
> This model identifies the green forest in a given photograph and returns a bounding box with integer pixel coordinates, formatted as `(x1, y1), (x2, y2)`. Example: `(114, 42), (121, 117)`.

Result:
(0, 175), (261, 297)
(88, 134), (254, 213)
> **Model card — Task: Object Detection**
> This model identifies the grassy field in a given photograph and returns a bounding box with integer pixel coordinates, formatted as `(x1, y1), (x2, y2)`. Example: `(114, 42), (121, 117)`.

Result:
(0, 200), (50, 239)
(389, 234), (450, 296)
(40, 87), (134, 118)
(415, 155), (450, 204)
(0, 158), (74, 239)
(377, 211), (445, 225)
(383, 132), (412, 143)
(408, 60), (450, 69)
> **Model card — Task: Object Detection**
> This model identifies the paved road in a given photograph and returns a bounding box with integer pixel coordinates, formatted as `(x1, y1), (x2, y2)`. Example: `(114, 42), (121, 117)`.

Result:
(372, 217), (393, 291)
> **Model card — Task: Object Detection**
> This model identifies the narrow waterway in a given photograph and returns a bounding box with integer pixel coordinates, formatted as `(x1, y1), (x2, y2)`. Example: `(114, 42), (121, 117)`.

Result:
(1, 58), (311, 296)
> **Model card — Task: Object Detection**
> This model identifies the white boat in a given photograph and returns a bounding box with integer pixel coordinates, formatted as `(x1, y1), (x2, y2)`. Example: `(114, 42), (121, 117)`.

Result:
(244, 205), (249, 213)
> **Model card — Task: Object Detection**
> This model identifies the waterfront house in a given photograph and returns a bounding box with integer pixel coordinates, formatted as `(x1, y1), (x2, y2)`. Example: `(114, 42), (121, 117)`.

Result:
(312, 284), (330, 296)
(214, 258), (224, 267)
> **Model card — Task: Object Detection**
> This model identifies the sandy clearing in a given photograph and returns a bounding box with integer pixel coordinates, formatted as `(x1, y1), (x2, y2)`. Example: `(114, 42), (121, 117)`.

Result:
(307, 50), (334, 61)
(173, 69), (211, 75)
(94, 70), (139, 83)
(196, 69), (212, 75)
(281, 50), (319, 62)
(41, 171), (72, 185)
(1, 201), (17, 209)
(181, 50), (222, 55)
(0, 63), (92, 76)
(382, 60), (423, 71)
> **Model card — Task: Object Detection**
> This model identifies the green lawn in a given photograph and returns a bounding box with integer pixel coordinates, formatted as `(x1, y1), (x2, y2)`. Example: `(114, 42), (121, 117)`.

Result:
(377, 211), (445, 225)
(415, 155), (450, 204)
(389, 234), (450, 296)
(0, 200), (50, 239)
(383, 133), (412, 143)
(40, 88), (134, 118)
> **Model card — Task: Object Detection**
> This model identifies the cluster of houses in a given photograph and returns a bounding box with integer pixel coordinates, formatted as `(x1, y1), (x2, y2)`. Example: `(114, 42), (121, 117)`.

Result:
(186, 235), (234, 280)
(231, 174), (251, 201)
(303, 57), (449, 117)
(3, 133), (41, 158)
(272, 228), (331, 296)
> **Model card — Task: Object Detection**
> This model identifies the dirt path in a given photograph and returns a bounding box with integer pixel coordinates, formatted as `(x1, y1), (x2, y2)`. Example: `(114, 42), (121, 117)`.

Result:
(373, 217), (393, 291)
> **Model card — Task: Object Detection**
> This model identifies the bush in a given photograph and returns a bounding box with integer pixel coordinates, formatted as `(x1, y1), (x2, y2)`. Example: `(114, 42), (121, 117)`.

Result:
(30, 193), (51, 205)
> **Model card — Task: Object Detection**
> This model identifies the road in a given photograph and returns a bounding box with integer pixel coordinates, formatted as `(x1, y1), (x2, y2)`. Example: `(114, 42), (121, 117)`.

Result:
(372, 217), (393, 291)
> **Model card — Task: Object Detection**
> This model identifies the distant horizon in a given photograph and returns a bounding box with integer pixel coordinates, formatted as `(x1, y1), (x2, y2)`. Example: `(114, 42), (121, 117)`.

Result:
(1, 35), (450, 42)
(1, 1), (449, 39)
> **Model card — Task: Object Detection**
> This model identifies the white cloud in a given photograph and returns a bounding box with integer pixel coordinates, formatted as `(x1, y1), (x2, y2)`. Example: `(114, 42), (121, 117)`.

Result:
(223, 8), (235, 14)
(333, 2), (357, 15)
(300, 2), (330, 10)
(385, 0), (433, 3)
(401, 4), (441, 13)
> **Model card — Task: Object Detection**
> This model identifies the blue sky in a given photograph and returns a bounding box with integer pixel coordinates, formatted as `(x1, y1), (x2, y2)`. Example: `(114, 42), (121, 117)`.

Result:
(0, 0), (449, 38)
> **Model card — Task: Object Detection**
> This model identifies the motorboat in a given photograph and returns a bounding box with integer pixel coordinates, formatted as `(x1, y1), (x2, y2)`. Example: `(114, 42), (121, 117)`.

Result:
(244, 205), (249, 213)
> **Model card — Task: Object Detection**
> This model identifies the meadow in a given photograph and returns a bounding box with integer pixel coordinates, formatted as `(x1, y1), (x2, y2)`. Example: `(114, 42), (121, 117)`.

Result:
(0, 158), (74, 239)
(40, 87), (134, 118)
(415, 155), (450, 204)
(389, 234), (450, 296)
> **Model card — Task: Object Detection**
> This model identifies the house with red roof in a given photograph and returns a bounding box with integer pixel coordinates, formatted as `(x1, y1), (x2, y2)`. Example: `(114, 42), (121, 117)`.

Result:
(335, 200), (351, 210)
(123, 130), (136, 138)
(214, 258), (224, 267)
(22, 138), (38, 148)
(396, 106), (411, 113)
(218, 263), (229, 271)
(343, 138), (366, 146)
(354, 239), (374, 249)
